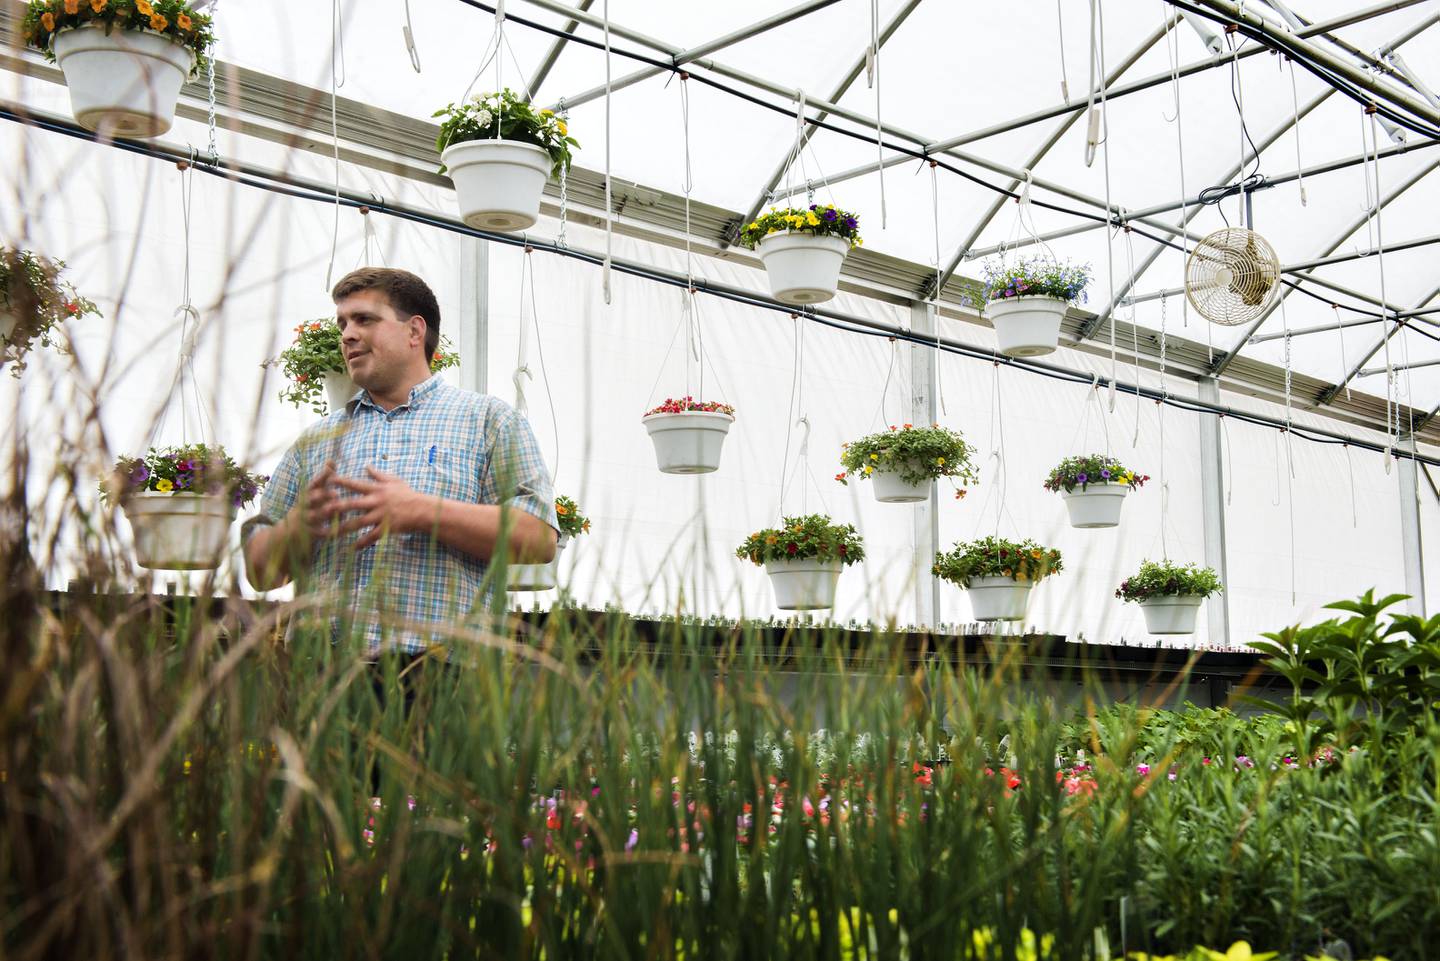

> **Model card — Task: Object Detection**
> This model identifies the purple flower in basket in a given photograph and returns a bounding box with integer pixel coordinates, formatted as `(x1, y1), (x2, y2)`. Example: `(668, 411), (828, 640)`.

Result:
(129, 463), (150, 488)
(175, 472), (194, 490)
(823, 208), (838, 222)
(1076, 472), (1088, 484)
(843, 216), (858, 229)
(1100, 469), (1111, 480)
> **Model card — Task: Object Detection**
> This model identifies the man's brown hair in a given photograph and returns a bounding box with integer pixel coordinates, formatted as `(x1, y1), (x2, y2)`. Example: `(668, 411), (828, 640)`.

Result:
(332, 267), (441, 361)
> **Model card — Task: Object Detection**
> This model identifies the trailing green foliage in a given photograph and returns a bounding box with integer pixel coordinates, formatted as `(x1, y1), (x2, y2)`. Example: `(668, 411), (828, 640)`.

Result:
(738, 204), (863, 249)
(553, 494), (590, 539)
(264, 318), (459, 414)
(22, 0), (216, 75)
(0, 247), (99, 374)
(735, 513), (865, 566)
(433, 89), (578, 178)
(975, 257), (1091, 306)
(838, 424), (979, 488)
(933, 535), (1063, 587)
(1117, 560), (1223, 602)
(1044, 453), (1149, 494)
(103, 443), (266, 509)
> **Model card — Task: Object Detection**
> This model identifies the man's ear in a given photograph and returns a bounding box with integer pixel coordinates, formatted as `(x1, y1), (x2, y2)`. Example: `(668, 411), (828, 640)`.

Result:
(410, 315), (426, 350)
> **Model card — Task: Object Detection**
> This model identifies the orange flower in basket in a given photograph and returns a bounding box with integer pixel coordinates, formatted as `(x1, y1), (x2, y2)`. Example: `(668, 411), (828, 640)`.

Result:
(63, 0), (79, 15)
(177, 12), (192, 30)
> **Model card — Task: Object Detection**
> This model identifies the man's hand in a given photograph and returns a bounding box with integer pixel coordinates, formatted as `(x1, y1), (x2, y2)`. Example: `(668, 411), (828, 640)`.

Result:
(296, 461), (343, 539)
(334, 467), (437, 550)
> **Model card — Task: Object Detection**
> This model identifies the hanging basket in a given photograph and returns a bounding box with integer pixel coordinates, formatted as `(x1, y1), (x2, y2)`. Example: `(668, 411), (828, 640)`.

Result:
(870, 467), (930, 504)
(507, 535), (568, 592)
(1139, 595), (1203, 635)
(1061, 484), (1129, 529)
(124, 491), (233, 571)
(986, 295), (1068, 358)
(965, 575), (1033, 622)
(642, 411), (734, 474)
(441, 139), (552, 232)
(52, 24), (195, 138)
(0, 311), (17, 344)
(756, 232), (849, 305)
(323, 370), (358, 413)
(765, 557), (843, 611)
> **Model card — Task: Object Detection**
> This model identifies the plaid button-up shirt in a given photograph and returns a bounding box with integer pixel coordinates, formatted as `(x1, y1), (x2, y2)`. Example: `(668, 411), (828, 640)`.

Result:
(244, 375), (557, 654)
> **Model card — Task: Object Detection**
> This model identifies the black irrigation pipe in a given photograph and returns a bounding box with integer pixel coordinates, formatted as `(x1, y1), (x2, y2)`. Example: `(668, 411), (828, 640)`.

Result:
(1163, 0), (1440, 142)
(4, 100), (1438, 468)
(451, 0), (1437, 325)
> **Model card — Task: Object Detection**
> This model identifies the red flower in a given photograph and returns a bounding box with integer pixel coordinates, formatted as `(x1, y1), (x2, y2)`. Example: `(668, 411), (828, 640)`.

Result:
(786, 542), (799, 555)
(63, 301), (80, 316)
(837, 544), (847, 555)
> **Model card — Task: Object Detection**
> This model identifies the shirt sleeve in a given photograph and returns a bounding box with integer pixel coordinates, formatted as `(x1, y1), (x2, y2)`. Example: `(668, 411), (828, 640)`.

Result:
(240, 440), (304, 546)
(479, 405), (559, 533)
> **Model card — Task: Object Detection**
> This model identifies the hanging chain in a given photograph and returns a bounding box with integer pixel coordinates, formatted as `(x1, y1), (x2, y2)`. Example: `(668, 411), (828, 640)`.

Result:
(557, 98), (570, 249)
(203, 0), (221, 167)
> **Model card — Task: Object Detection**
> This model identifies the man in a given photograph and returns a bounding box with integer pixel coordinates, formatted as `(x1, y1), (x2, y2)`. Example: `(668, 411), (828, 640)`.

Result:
(243, 267), (558, 654)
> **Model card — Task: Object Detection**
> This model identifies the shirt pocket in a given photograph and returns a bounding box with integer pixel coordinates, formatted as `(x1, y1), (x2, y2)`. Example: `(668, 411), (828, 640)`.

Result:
(409, 445), (483, 504)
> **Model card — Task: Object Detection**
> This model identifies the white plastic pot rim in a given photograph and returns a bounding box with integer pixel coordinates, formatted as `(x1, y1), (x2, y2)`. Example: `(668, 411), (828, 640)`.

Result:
(985, 294), (1070, 317)
(441, 138), (551, 166)
(54, 23), (196, 65)
(641, 410), (735, 425)
(756, 231), (851, 254)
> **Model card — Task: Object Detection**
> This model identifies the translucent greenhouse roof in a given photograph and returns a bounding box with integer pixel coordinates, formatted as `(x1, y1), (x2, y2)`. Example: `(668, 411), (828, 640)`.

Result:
(175, 0), (1440, 430)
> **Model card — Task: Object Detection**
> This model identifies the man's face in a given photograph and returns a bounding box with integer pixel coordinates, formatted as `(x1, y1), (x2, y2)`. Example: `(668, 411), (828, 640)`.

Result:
(335, 289), (424, 390)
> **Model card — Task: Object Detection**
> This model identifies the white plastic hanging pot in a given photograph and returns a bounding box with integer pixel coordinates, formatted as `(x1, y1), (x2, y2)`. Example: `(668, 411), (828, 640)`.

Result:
(765, 557), (843, 611)
(985, 295), (1068, 358)
(1061, 483), (1129, 529)
(52, 25), (195, 138)
(123, 492), (233, 571)
(441, 139), (552, 232)
(755, 232), (850, 305)
(508, 534), (568, 592)
(870, 467), (930, 504)
(1139, 595), (1203, 635)
(323, 370), (358, 413)
(642, 411), (734, 474)
(965, 575), (1034, 622)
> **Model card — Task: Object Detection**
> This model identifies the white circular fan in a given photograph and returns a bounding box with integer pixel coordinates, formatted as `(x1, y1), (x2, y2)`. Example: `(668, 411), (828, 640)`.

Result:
(1185, 227), (1281, 326)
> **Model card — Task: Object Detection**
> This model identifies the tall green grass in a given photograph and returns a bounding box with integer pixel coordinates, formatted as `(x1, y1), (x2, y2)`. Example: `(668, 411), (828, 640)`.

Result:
(3, 589), (1439, 959)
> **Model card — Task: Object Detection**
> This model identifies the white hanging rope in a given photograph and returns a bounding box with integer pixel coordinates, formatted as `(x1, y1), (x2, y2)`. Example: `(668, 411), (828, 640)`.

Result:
(602, 0), (613, 305)
(1281, 296), (1297, 604)
(514, 249), (532, 417)
(1159, 1), (1200, 357)
(402, 0), (422, 72)
(1364, 108), (1398, 462)
(929, 159), (947, 416)
(1056, 0), (1071, 101)
(1122, 224), (1142, 445)
(1287, 57), (1307, 206)
(1343, 442), (1357, 528)
(777, 316), (804, 519)
(1089, 0), (1118, 410)
(323, 0), (346, 293)
(151, 165), (215, 450)
(868, 0), (887, 229)
(1332, 303), (1351, 401)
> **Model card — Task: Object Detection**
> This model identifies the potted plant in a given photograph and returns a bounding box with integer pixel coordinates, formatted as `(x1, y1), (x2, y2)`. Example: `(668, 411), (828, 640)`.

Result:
(1, 247), (99, 374)
(933, 535), (1062, 622)
(265, 319), (459, 416)
(509, 495), (589, 592)
(1116, 559), (1222, 635)
(975, 257), (1090, 358)
(434, 89), (578, 232)
(738, 204), (861, 305)
(735, 514), (864, 611)
(104, 443), (266, 570)
(641, 397), (735, 474)
(837, 423), (978, 504)
(22, 0), (216, 139)
(1044, 454), (1149, 529)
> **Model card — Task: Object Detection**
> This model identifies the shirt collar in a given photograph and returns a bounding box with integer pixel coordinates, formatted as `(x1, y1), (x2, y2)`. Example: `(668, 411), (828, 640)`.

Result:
(352, 373), (444, 414)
